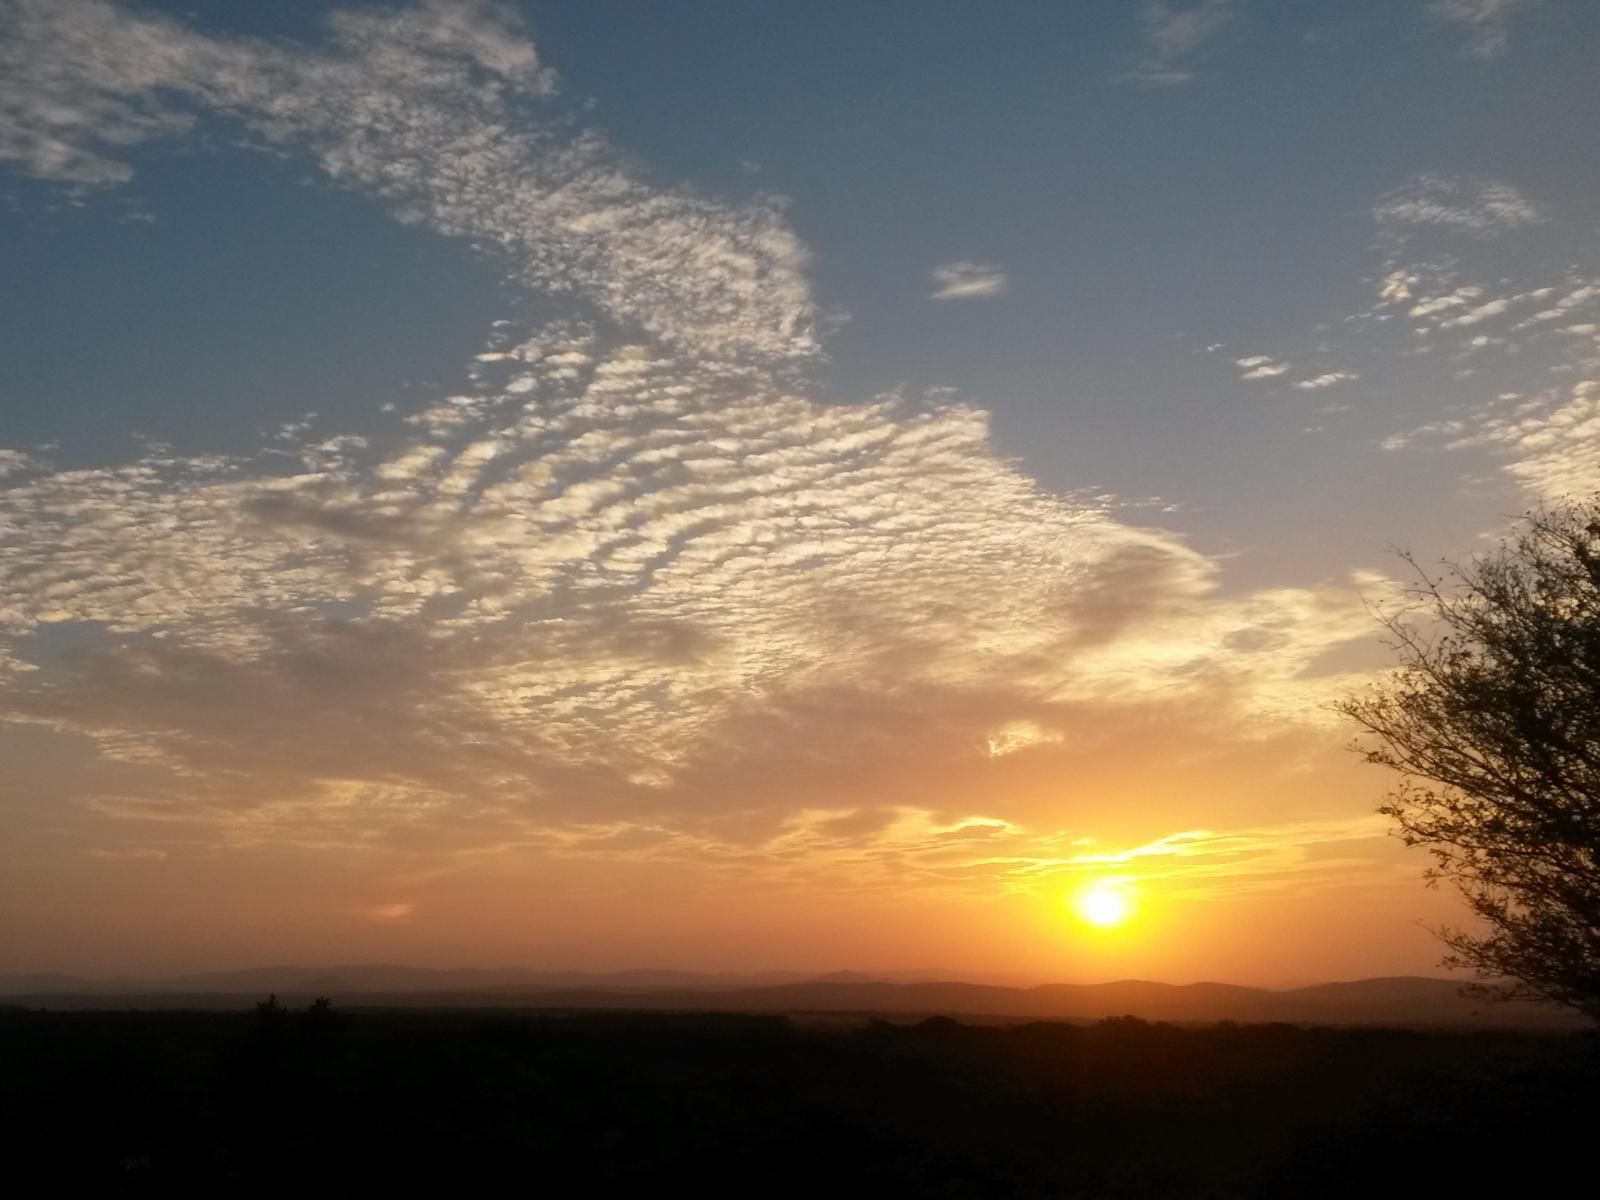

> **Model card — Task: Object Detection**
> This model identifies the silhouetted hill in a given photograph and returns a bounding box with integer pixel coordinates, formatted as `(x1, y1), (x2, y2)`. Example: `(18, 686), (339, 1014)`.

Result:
(3, 1007), (1596, 1197)
(460, 976), (1579, 1029)
(0, 964), (807, 996)
(0, 972), (90, 993)
(3, 968), (1584, 1027)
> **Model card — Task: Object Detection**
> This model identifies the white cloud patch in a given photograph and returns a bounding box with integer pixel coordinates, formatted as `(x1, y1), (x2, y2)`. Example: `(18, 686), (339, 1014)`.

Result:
(0, 449), (38, 479)
(1293, 372), (1359, 391)
(983, 719), (1063, 759)
(1374, 174), (1543, 237)
(1236, 355), (1290, 381)
(0, 0), (203, 185)
(1515, 285), (1600, 331)
(929, 260), (1008, 301)
(1124, 0), (1234, 87)
(1412, 380), (1600, 498)
(1428, 0), (1529, 59)
(1438, 296), (1513, 328)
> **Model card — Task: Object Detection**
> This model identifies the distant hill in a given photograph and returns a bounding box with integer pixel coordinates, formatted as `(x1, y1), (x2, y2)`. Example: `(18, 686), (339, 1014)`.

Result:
(465, 977), (1581, 1030)
(0, 964), (1030, 997)
(0, 965), (807, 996)
(0, 966), (1584, 1028)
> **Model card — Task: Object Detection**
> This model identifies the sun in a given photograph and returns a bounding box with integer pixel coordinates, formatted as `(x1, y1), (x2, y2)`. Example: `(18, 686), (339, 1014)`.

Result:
(1072, 883), (1134, 928)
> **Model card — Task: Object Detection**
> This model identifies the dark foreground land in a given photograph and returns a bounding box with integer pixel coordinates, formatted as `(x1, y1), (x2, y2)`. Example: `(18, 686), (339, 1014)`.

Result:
(2, 1006), (1595, 1198)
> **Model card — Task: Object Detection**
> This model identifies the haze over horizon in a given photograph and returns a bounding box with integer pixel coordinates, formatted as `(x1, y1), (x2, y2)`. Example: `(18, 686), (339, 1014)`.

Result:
(3, 0), (1599, 986)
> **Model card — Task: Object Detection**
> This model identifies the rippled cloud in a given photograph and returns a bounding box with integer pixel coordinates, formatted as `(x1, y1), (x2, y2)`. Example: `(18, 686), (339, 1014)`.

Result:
(0, 2), (1388, 894)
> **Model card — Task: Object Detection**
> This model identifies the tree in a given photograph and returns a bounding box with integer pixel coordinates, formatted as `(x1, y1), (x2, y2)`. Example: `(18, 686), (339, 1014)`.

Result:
(1340, 499), (1600, 1021)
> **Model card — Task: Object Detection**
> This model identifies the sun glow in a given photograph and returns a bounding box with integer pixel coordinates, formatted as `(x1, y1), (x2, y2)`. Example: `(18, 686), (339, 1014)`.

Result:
(1073, 883), (1135, 928)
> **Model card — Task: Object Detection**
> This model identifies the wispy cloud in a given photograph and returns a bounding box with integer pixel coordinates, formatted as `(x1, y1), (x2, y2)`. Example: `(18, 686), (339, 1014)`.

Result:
(1246, 171), (1600, 505)
(1293, 372), (1359, 391)
(1236, 355), (1290, 381)
(1427, 0), (1529, 59)
(367, 901), (416, 922)
(1124, 1), (1235, 87)
(1374, 174), (1543, 237)
(1367, 256), (1600, 493)
(82, 846), (168, 861)
(929, 260), (1008, 301)
(567, 808), (1402, 904)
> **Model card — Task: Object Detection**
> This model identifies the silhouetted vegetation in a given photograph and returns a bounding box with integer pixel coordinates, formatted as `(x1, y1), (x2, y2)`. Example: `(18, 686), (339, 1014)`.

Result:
(1, 1004), (1594, 1197)
(1344, 499), (1600, 1020)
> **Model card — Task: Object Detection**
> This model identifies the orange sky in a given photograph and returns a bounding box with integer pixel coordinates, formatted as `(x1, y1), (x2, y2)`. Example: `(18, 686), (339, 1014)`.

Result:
(0, 712), (1468, 983)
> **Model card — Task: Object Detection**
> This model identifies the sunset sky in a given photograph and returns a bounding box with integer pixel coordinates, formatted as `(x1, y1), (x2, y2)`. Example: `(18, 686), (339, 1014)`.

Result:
(3, 0), (1599, 985)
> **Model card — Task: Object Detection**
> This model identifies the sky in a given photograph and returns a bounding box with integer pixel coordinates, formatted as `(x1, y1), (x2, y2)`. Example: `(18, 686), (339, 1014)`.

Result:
(2, 0), (1599, 985)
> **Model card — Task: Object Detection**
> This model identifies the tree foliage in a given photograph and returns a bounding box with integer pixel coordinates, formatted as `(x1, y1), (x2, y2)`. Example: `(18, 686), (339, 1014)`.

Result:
(1341, 500), (1600, 1021)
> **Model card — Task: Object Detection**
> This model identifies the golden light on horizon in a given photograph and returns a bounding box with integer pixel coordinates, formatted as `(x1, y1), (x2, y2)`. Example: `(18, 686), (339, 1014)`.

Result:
(1072, 883), (1135, 929)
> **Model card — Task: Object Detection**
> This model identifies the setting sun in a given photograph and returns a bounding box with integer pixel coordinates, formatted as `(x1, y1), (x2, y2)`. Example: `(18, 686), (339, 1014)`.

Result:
(1073, 884), (1135, 928)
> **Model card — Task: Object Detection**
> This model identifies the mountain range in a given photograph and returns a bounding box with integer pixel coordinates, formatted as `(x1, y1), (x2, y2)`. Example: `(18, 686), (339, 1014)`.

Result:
(0, 966), (1584, 1029)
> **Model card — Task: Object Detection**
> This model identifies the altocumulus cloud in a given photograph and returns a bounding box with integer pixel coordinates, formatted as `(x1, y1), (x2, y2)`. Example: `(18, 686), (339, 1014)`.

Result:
(0, 0), (814, 364)
(0, 1), (1388, 890)
(1282, 169), (1600, 501)
(1373, 174), (1543, 238)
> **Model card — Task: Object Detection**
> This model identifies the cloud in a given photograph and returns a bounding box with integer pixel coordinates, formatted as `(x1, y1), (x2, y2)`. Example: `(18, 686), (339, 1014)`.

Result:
(0, 0), (815, 364)
(1423, 380), (1600, 498)
(1293, 372), (1359, 391)
(1235, 355), (1290, 381)
(1019, 814), (1396, 898)
(1188, 169), (1600, 510)
(1427, 0), (1529, 59)
(0, 450), (37, 479)
(984, 719), (1062, 759)
(0, 308), (1390, 859)
(1514, 285), (1600, 331)
(573, 806), (1401, 905)
(81, 846), (167, 861)
(1373, 265), (1592, 345)
(1124, 1), (1234, 87)
(1407, 285), (1480, 319)
(1146, 0), (1234, 58)
(1438, 297), (1512, 328)
(1348, 184), (1600, 497)
(1122, 66), (1196, 88)
(929, 261), (1008, 301)
(0, 328), (1384, 831)
(0, 2), (1395, 887)
(0, 0), (200, 184)
(1373, 174), (1543, 237)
